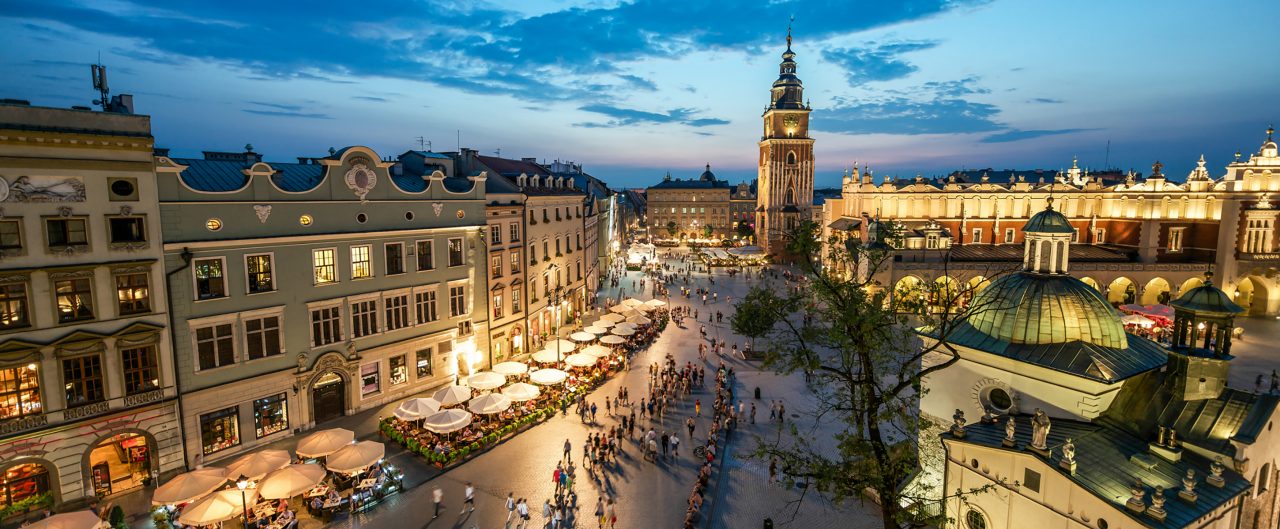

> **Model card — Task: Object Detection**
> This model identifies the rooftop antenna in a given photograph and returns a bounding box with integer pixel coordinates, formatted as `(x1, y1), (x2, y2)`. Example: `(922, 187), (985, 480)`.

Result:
(90, 54), (110, 111)
(495, 148), (501, 157)
(415, 137), (431, 151)
(1104, 139), (1111, 169)
(456, 130), (461, 152)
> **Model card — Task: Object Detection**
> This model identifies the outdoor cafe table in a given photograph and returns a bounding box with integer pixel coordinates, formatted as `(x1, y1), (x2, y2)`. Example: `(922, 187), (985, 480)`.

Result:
(253, 503), (276, 519)
(357, 478), (377, 490)
(304, 485), (330, 498)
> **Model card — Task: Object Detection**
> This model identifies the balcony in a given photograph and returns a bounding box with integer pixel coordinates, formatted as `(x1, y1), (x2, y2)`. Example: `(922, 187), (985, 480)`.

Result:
(1236, 251), (1280, 262)
(0, 414), (48, 436)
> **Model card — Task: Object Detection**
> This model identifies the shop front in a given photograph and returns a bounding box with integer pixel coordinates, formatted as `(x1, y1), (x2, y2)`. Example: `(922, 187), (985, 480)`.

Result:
(0, 461), (55, 516)
(84, 431), (156, 497)
(312, 372), (346, 424)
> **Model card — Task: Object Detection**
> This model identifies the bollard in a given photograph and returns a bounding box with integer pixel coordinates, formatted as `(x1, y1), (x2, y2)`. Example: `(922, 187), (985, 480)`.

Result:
(764, 517), (774, 529)
(754, 387), (761, 399)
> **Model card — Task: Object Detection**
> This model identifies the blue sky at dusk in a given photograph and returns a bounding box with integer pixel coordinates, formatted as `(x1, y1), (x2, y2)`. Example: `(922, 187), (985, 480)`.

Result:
(1, 0), (1275, 189)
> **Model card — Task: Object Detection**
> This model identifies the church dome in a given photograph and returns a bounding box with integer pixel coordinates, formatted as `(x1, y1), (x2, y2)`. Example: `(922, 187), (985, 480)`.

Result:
(1170, 274), (1243, 315)
(699, 164), (716, 181)
(966, 273), (1128, 349)
(1023, 205), (1074, 233)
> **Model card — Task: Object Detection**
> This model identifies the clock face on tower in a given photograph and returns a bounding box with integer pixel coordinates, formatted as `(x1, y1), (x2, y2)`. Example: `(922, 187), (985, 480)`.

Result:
(783, 115), (799, 128)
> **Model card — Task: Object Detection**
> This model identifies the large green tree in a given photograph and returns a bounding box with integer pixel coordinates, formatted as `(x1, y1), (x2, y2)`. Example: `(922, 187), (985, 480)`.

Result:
(666, 220), (679, 237)
(732, 221), (1009, 528)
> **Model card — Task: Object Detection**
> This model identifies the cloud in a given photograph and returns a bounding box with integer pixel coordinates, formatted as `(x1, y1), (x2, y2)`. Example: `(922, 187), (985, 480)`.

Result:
(818, 76), (1002, 135)
(1027, 97), (1063, 104)
(979, 128), (1095, 143)
(352, 96), (388, 102)
(247, 101), (303, 112)
(822, 40), (938, 86)
(617, 74), (657, 91)
(576, 104), (728, 128)
(241, 109), (333, 119)
(0, 0), (976, 103)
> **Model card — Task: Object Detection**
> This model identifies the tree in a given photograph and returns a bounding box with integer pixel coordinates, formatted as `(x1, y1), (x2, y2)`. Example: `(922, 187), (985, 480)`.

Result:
(735, 221), (754, 240)
(666, 220), (678, 237)
(703, 224), (714, 238)
(731, 220), (1011, 529)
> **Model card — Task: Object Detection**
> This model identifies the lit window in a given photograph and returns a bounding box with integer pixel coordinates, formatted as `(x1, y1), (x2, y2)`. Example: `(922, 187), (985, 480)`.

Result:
(0, 365), (42, 419)
(492, 255), (503, 278)
(360, 362), (380, 396)
(115, 272), (150, 315)
(511, 287), (521, 313)
(205, 218), (222, 231)
(55, 278), (94, 322)
(390, 355), (407, 385)
(193, 258), (226, 300)
(350, 245), (372, 279)
(0, 283), (31, 330)
(511, 251), (521, 273)
(121, 345), (159, 395)
(1168, 227), (1185, 253)
(416, 347), (434, 378)
(313, 249), (337, 284)
(200, 406), (239, 455)
(245, 254), (274, 293)
(493, 291), (504, 319)
(253, 393), (288, 438)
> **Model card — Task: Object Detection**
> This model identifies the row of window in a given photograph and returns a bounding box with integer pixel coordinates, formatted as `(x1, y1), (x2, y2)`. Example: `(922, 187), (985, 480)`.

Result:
(192, 237), (467, 301)
(0, 216), (148, 253)
(528, 206), (582, 225)
(0, 271), (152, 332)
(489, 251), (522, 279)
(198, 392), (289, 456)
(489, 222), (521, 245)
(190, 284), (468, 372)
(0, 345), (160, 420)
(527, 233), (582, 263)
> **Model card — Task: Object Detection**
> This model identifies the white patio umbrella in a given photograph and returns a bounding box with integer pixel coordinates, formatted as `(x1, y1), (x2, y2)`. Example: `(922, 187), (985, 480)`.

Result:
(632, 304), (655, 313)
(612, 327), (636, 337)
(570, 331), (597, 342)
(433, 385), (473, 407)
(492, 361), (529, 376)
(583, 326), (609, 335)
(581, 344), (612, 358)
(502, 382), (541, 401)
(590, 318), (616, 328)
(422, 409), (473, 434)
(622, 309), (644, 318)
(613, 322), (637, 331)
(609, 304), (632, 313)
(1121, 313), (1155, 326)
(296, 428), (356, 458)
(179, 489), (258, 526)
(393, 398), (441, 421)
(601, 313), (626, 323)
(620, 298), (643, 306)
(325, 441), (385, 473)
(226, 449), (291, 481)
(258, 464), (327, 499)
(467, 371), (507, 391)
(644, 299), (667, 307)
(600, 335), (626, 345)
(563, 353), (597, 368)
(626, 315), (652, 325)
(468, 393), (513, 415)
(529, 368), (568, 385)
(548, 339), (577, 352)
(24, 510), (105, 529)
(531, 348), (562, 363)
(152, 467), (227, 505)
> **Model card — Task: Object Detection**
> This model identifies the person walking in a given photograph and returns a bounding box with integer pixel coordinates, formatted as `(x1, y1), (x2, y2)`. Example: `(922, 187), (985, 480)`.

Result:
(671, 433), (680, 457)
(778, 401), (786, 423)
(516, 498), (530, 529)
(564, 438), (572, 463)
(506, 492), (516, 526)
(461, 481), (475, 514)
(432, 486), (443, 519)
(594, 497), (605, 528)
(542, 499), (553, 528)
(750, 402), (757, 424)
(686, 417), (695, 441)
(606, 498), (617, 528)
(694, 399), (701, 417)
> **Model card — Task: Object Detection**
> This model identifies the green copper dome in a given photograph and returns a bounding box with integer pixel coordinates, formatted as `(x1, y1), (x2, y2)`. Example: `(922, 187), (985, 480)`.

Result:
(1023, 206), (1075, 234)
(967, 272), (1127, 349)
(1170, 276), (1243, 315)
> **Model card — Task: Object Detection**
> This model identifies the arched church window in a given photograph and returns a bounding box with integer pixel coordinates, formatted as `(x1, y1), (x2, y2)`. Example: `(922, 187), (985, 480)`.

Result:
(785, 187), (795, 205)
(786, 151), (797, 165)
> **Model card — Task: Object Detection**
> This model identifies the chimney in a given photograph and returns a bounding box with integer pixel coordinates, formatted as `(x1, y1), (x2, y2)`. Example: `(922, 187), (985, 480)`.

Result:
(297, 157), (310, 165)
(153, 147), (171, 157)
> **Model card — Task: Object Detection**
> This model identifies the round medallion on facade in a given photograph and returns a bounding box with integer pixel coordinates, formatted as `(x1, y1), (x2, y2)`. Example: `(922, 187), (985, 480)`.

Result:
(299, 214), (313, 226)
(344, 163), (377, 201)
(0, 176), (9, 203)
(205, 218), (222, 231)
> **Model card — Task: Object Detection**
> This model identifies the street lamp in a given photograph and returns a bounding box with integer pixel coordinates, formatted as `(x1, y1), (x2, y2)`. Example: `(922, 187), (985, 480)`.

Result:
(548, 263), (566, 362)
(236, 478), (250, 529)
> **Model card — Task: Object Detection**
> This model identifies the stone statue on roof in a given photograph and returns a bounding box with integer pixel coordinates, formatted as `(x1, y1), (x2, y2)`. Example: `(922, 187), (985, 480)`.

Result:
(1030, 408), (1051, 451)
(1003, 416), (1016, 447)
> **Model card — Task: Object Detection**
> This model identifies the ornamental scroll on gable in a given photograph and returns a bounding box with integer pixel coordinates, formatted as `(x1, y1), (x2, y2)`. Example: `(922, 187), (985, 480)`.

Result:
(343, 161), (377, 202)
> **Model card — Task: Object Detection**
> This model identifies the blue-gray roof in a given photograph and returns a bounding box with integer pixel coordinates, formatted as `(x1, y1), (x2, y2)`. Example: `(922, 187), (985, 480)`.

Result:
(391, 172), (428, 193)
(1024, 207), (1076, 233)
(408, 150), (451, 160)
(950, 418), (1251, 529)
(172, 158), (250, 192)
(650, 179), (730, 190)
(270, 163), (325, 192)
(441, 176), (476, 193)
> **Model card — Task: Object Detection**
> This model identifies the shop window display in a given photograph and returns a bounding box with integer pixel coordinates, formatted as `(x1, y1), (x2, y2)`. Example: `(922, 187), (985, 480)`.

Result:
(0, 365), (41, 419)
(200, 406), (240, 455)
(0, 463), (49, 508)
(361, 363), (379, 396)
(389, 355), (407, 385)
(253, 393), (288, 439)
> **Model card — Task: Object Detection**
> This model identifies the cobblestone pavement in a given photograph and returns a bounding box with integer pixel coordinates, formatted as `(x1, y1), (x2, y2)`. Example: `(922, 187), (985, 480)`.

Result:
(141, 249), (878, 529)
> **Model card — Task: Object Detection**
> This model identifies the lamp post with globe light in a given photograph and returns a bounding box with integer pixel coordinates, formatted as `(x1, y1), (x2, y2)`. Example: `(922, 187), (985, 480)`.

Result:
(548, 264), (566, 362)
(236, 478), (250, 528)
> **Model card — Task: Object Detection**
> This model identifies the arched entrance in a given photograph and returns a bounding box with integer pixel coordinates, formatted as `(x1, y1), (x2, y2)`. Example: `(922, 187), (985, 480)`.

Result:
(0, 459), (58, 510)
(1177, 276), (1204, 297)
(1107, 277), (1136, 305)
(84, 430), (156, 497)
(893, 276), (924, 308)
(509, 326), (523, 358)
(1141, 277), (1171, 305)
(1080, 277), (1101, 293)
(311, 372), (346, 424)
(1234, 277), (1271, 316)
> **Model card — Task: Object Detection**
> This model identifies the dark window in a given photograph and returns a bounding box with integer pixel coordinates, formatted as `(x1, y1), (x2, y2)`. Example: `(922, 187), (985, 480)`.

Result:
(115, 273), (150, 315)
(965, 510), (987, 529)
(448, 237), (464, 267)
(62, 355), (105, 407)
(490, 225), (501, 245)
(200, 406), (240, 455)
(108, 217), (146, 243)
(253, 393), (288, 438)
(54, 278), (94, 322)
(196, 323), (236, 370)
(311, 307), (342, 346)
(0, 365), (41, 419)
(415, 291), (438, 323)
(1023, 468), (1041, 492)
(245, 316), (282, 360)
(46, 218), (87, 247)
(416, 240), (434, 271)
(385, 243), (405, 275)
(385, 294), (409, 331)
(246, 255), (273, 293)
(0, 283), (30, 330)
(0, 220), (21, 250)
(193, 258), (225, 300)
(416, 347), (434, 378)
(121, 345), (159, 395)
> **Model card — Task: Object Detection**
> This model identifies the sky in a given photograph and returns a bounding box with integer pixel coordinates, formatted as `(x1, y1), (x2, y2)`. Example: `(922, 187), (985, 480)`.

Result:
(1, 0), (1276, 189)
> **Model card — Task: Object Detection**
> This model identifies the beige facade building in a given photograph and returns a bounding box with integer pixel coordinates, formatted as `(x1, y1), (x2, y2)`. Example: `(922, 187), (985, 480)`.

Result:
(646, 166), (733, 241)
(0, 101), (183, 509)
(824, 128), (1280, 316)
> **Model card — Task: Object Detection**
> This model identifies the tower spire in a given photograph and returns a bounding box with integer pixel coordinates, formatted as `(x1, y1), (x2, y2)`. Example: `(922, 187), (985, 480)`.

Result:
(786, 15), (794, 50)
